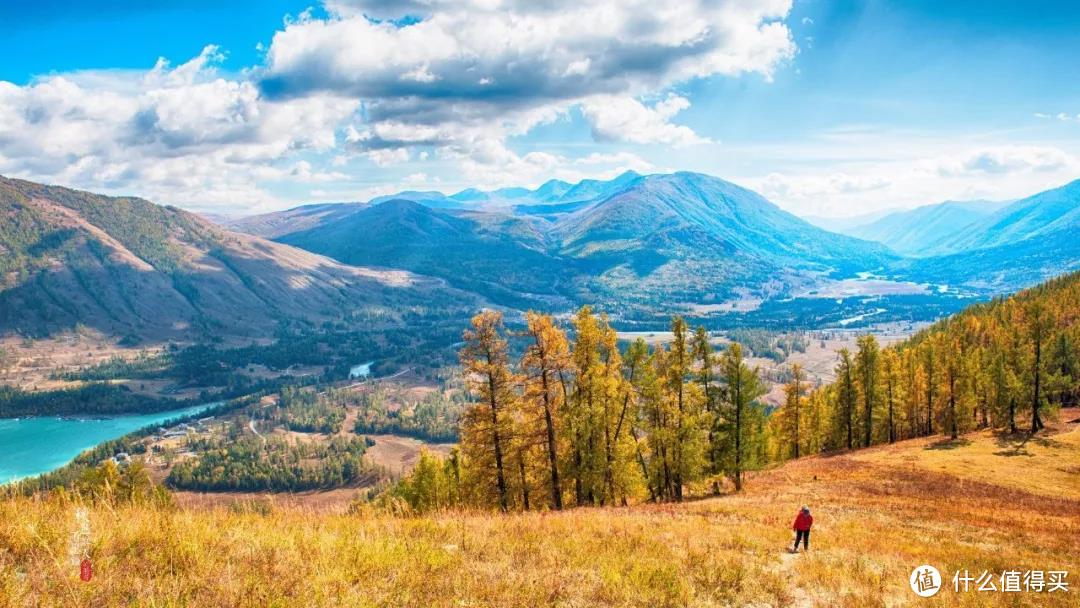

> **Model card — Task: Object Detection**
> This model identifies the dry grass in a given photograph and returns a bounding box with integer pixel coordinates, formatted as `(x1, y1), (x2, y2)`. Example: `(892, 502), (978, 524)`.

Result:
(2, 420), (1077, 607)
(363, 434), (456, 477)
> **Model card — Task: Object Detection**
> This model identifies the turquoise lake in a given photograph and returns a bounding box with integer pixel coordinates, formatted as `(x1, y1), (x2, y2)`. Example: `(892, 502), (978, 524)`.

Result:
(0, 402), (220, 484)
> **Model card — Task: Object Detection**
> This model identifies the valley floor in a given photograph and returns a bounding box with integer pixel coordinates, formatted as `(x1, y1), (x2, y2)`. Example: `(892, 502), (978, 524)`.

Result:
(1, 413), (1077, 607)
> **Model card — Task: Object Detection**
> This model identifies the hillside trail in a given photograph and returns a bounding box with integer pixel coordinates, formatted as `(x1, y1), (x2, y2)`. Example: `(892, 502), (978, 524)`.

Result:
(776, 550), (814, 608)
(249, 419), (266, 444)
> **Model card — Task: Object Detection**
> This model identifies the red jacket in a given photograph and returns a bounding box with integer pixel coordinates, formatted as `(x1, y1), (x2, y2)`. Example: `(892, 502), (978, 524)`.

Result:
(793, 511), (813, 531)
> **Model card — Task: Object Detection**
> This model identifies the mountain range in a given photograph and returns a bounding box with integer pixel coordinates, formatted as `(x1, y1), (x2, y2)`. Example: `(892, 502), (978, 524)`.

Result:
(0, 176), (477, 341)
(2, 171), (1078, 340)
(263, 172), (896, 319)
(836, 199), (1009, 256)
(892, 180), (1080, 287)
(232, 171), (1080, 318)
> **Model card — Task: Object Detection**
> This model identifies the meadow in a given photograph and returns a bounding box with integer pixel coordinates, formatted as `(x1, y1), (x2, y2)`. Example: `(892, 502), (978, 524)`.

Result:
(1, 413), (1075, 607)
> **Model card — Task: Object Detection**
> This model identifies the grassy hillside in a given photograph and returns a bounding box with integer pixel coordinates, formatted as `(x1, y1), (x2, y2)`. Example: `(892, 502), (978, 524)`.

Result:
(1, 415), (1075, 606)
(0, 176), (478, 340)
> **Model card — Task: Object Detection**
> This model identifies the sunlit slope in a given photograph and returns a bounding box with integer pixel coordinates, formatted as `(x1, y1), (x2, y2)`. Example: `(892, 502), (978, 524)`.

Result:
(2, 416), (1076, 606)
(0, 175), (476, 340)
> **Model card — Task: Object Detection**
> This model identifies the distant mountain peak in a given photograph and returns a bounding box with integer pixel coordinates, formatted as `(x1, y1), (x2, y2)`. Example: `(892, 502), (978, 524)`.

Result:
(372, 197), (429, 212)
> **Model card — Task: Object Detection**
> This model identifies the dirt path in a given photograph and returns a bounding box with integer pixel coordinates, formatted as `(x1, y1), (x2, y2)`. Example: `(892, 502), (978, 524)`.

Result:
(777, 551), (813, 608)
(249, 419), (266, 444)
(337, 406), (359, 438)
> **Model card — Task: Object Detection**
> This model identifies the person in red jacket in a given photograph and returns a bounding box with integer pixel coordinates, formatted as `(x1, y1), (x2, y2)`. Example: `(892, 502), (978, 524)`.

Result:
(792, 505), (813, 552)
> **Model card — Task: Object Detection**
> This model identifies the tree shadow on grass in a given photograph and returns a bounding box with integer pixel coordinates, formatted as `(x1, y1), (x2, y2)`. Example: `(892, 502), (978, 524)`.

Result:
(924, 438), (972, 451)
(992, 431), (1062, 457)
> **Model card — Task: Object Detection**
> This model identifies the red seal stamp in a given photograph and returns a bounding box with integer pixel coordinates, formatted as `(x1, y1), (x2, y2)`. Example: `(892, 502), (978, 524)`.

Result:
(80, 558), (92, 582)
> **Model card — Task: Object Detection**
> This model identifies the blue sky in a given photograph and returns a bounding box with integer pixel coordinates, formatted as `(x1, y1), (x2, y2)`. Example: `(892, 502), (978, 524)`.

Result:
(1, 0), (1078, 216)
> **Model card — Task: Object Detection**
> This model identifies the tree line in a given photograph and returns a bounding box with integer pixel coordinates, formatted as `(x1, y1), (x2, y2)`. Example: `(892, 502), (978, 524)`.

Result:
(389, 307), (771, 512)
(766, 273), (1077, 462)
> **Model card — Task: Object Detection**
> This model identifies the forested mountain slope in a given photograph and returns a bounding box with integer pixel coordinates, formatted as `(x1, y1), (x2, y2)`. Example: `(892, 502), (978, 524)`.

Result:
(771, 270), (1080, 463)
(928, 179), (1080, 255)
(842, 199), (1005, 255)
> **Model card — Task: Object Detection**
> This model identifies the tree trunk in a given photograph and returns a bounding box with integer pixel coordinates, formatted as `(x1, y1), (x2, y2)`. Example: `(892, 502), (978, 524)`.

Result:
(518, 452), (530, 511)
(487, 371), (508, 512)
(673, 365), (684, 502)
(1032, 334), (1044, 433)
(864, 382), (873, 448)
(887, 378), (895, 444)
(540, 369), (562, 510)
(793, 380), (801, 460)
(949, 371), (958, 440)
(630, 426), (655, 502)
(1009, 397), (1017, 433)
(734, 375), (743, 492)
(845, 368), (854, 450)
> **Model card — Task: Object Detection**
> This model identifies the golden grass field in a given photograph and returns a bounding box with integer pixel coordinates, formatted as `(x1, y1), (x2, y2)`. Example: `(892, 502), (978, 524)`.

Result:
(1, 413), (1077, 607)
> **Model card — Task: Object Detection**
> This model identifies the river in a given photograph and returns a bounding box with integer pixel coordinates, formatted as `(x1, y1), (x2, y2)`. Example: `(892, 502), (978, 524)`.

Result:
(0, 402), (220, 484)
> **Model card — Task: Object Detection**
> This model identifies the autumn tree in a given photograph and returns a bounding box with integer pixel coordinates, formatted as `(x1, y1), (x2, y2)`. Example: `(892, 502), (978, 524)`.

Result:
(459, 310), (516, 511)
(1027, 302), (1050, 433)
(781, 363), (805, 458)
(668, 317), (690, 500)
(640, 344), (675, 500)
(665, 317), (707, 501)
(855, 335), (880, 447)
(520, 312), (572, 510)
(597, 316), (634, 504)
(940, 336), (964, 440)
(622, 338), (654, 499)
(835, 348), (857, 450)
(721, 342), (766, 491)
(881, 349), (901, 443)
(922, 338), (937, 436)
(691, 326), (723, 479)
(1048, 332), (1078, 407)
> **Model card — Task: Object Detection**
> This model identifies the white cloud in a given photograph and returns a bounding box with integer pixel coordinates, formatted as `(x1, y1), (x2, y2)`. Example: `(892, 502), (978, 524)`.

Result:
(0, 1), (796, 212)
(740, 137), (1080, 218)
(452, 142), (656, 190)
(400, 64), (439, 83)
(581, 94), (707, 146)
(402, 172), (433, 186)
(261, 0), (793, 177)
(931, 145), (1076, 176)
(757, 172), (891, 202)
(1033, 111), (1079, 122)
(0, 46), (357, 212)
(367, 147), (412, 167)
(286, 160), (348, 182)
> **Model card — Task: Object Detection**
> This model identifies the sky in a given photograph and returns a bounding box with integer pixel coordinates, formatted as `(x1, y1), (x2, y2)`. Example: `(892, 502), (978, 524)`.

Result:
(1, 0), (1079, 217)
